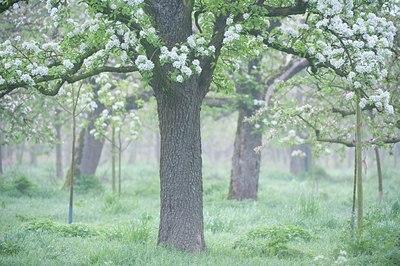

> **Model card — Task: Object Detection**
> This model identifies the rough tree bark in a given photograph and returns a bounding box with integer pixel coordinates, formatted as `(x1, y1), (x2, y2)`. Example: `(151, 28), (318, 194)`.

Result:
(155, 88), (205, 252)
(146, 0), (214, 252)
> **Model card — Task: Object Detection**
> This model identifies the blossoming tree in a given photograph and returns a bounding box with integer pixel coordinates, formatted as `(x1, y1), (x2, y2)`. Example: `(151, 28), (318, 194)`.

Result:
(90, 74), (142, 194)
(0, 0), (398, 252)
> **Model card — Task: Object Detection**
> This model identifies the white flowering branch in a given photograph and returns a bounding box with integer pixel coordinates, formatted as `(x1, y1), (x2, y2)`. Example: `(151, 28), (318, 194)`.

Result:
(298, 114), (400, 147)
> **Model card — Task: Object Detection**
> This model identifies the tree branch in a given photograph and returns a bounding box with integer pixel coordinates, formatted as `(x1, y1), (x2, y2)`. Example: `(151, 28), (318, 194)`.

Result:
(260, 0), (308, 17)
(203, 96), (233, 108)
(262, 39), (347, 77)
(299, 114), (400, 147)
(198, 14), (228, 96)
(0, 65), (137, 98)
(63, 66), (138, 84)
(264, 58), (309, 102)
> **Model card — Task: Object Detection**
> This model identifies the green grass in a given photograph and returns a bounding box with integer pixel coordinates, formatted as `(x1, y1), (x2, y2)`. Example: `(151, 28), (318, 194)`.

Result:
(0, 160), (399, 265)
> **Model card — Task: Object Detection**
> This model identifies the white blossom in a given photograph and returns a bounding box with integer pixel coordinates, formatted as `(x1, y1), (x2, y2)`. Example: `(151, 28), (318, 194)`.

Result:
(223, 25), (242, 44)
(21, 73), (34, 84)
(63, 59), (74, 70)
(121, 51), (128, 63)
(359, 98), (367, 108)
(31, 66), (49, 76)
(291, 150), (306, 158)
(135, 55), (154, 71)
(176, 75), (183, 83)
(181, 66), (192, 77)
(345, 91), (355, 101)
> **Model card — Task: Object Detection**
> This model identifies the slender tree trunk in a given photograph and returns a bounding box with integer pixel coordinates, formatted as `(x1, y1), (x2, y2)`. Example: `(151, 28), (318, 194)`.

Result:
(62, 129), (84, 189)
(156, 90), (205, 252)
(68, 88), (78, 224)
(355, 96), (363, 229)
(65, 94), (105, 182)
(55, 121), (63, 179)
(111, 125), (116, 193)
(374, 146), (383, 204)
(351, 147), (357, 231)
(228, 108), (262, 200)
(63, 121), (105, 189)
(118, 131), (122, 195)
(0, 136), (3, 174)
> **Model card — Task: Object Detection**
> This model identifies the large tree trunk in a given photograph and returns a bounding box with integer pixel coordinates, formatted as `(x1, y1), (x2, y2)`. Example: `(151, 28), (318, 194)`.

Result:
(228, 107), (262, 200)
(147, 0), (209, 252)
(155, 88), (205, 252)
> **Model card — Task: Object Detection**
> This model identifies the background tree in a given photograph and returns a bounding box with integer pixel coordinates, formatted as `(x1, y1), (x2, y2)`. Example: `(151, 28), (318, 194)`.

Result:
(90, 74), (141, 194)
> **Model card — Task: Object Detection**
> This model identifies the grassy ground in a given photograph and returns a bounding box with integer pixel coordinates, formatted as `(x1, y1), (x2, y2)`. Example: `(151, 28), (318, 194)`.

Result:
(0, 160), (399, 265)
